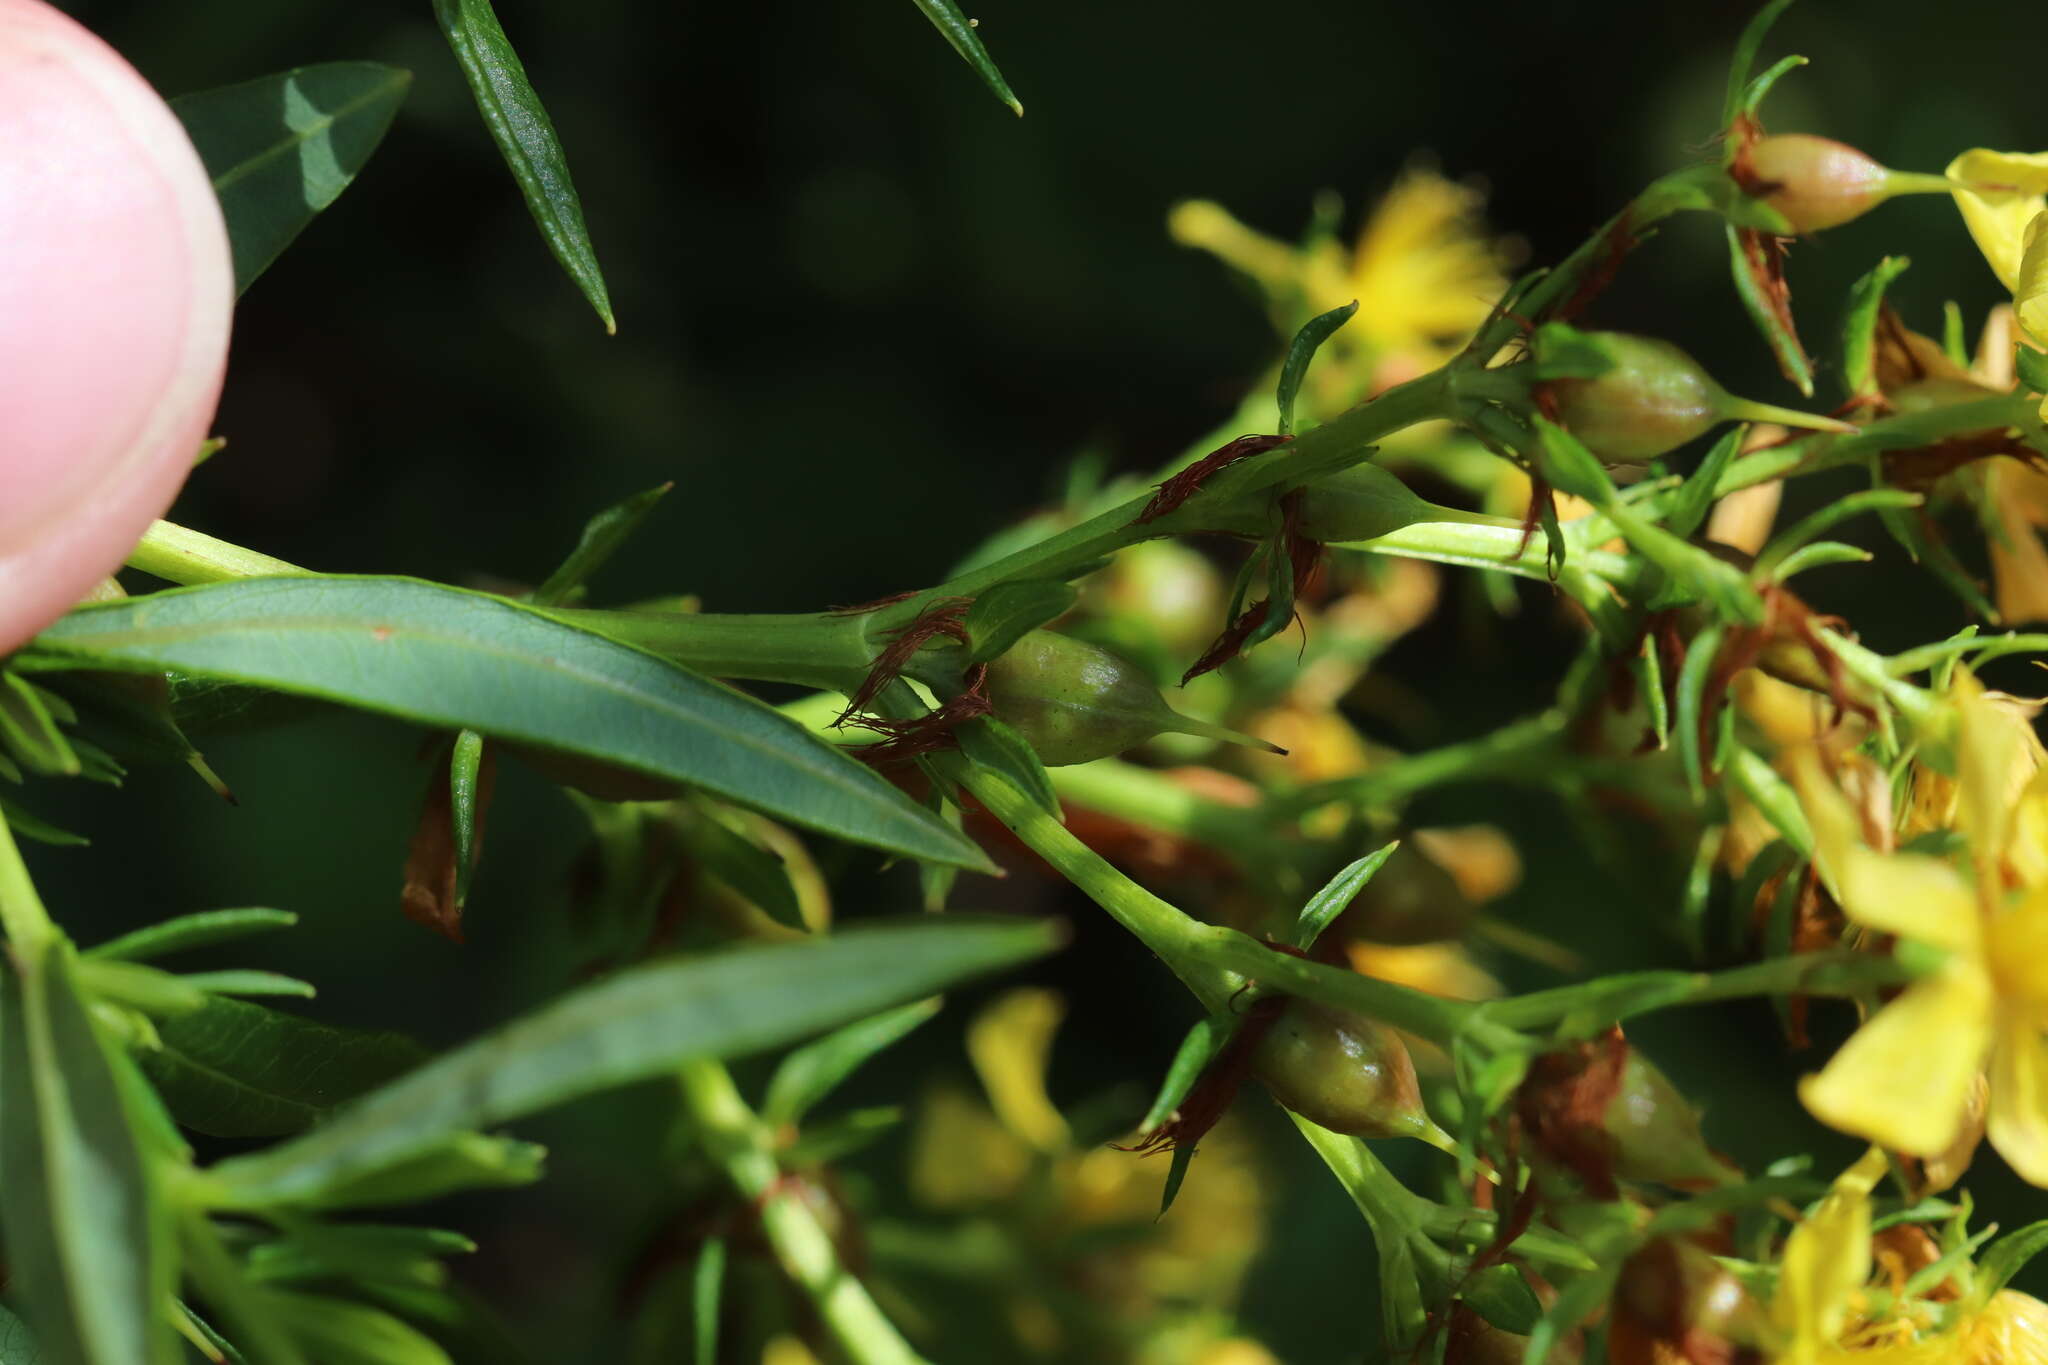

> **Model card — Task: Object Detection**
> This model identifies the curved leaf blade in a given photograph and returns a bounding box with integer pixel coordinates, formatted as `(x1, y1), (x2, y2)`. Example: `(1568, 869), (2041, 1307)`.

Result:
(910, 0), (1023, 115)
(172, 64), (411, 296)
(433, 0), (615, 331)
(1, 945), (176, 1365)
(27, 577), (989, 871)
(206, 916), (1059, 1205)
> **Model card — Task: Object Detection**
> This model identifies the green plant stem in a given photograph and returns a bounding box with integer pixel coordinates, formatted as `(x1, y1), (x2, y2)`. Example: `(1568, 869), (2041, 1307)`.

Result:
(675, 1057), (929, 1365)
(554, 607), (884, 693)
(1045, 758), (1276, 866)
(1263, 710), (1571, 820)
(127, 520), (311, 584)
(1476, 948), (1912, 1033)
(0, 811), (57, 955)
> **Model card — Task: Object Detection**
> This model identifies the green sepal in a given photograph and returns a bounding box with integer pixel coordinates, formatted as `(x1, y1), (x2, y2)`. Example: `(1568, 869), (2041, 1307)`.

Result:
(1727, 222), (1815, 397)
(1839, 256), (1911, 402)
(955, 717), (1060, 818)
(1664, 425), (1746, 541)
(1721, 0), (1797, 128)
(1738, 53), (1808, 119)
(1157, 1141), (1197, 1219)
(1276, 299), (1359, 436)
(965, 581), (1078, 665)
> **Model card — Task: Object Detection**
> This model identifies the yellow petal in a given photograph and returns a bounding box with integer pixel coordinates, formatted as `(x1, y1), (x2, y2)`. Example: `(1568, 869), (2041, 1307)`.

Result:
(1167, 200), (1304, 296)
(1989, 1011), (2048, 1186)
(1837, 848), (1981, 952)
(966, 987), (1070, 1151)
(1990, 886), (2048, 1008)
(1773, 1145), (1887, 1350)
(1799, 970), (1993, 1155)
(2019, 210), (2048, 349)
(1791, 749), (1866, 899)
(1948, 150), (2048, 291)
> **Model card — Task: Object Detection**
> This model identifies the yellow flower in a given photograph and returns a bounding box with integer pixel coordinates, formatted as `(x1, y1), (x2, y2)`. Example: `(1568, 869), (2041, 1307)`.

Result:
(1773, 1145), (1888, 1365)
(1791, 675), (2048, 1185)
(1168, 168), (1516, 391)
(1949, 150), (2048, 344)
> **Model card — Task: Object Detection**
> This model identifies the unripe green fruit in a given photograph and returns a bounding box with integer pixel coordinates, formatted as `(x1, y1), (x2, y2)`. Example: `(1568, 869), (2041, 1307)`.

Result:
(983, 630), (1278, 766)
(1604, 1051), (1738, 1187)
(1745, 134), (1891, 233)
(1293, 464), (1513, 542)
(1542, 331), (1854, 464)
(1248, 1000), (1431, 1140)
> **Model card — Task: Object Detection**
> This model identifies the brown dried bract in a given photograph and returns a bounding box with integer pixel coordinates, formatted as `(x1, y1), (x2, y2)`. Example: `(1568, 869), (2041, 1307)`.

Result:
(1555, 210), (1641, 324)
(1516, 1027), (1630, 1199)
(835, 596), (974, 726)
(846, 663), (992, 768)
(1136, 433), (1291, 525)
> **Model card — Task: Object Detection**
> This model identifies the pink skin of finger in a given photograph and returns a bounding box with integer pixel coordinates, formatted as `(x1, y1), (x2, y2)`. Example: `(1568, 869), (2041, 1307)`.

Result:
(0, 0), (232, 652)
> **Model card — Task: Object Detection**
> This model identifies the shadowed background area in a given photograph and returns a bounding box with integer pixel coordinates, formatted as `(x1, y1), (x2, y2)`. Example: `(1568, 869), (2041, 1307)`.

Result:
(28, 1), (2048, 1360)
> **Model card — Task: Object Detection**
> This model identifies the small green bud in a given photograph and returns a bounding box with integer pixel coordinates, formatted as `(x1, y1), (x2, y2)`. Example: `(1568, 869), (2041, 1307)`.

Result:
(1603, 1050), (1738, 1187)
(1540, 329), (1853, 464)
(1248, 999), (1434, 1141)
(1293, 464), (1514, 542)
(1520, 1035), (1739, 1193)
(1741, 134), (1953, 235)
(982, 630), (1280, 766)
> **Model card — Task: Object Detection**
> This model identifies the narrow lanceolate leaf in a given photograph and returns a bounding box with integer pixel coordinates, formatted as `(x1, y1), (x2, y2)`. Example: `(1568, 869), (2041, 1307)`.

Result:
(171, 64), (411, 296)
(1138, 1014), (1233, 1135)
(1292, 841), (1398, 950)
(1839, 256), (1911, 402)
(86, 909), (298, 963)
(762, 998), (942, 1126)
(26, 577), (989, 871)
(0, 943), (176, 1365)
(207, 917), (1060, 1206)
(433, 0), (615, 331)
(1721, 0), (1796, 127)
(1276, 299), (1359, 436)
(139, 997), (426, 1139)
(910, 0), (1024, 115)
(533, 485), (674, 607)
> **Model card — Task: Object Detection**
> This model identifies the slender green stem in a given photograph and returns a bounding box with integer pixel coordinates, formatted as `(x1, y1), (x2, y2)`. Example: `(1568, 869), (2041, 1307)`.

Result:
(953, 760), (1242, 1015)
(0, 811), (57, 955)
(676, 1057), (928, 1365)
(1045, 758), (1276, 867)
(1263, 710), (1571, 820)
(1476, 948), (1911, 1033)
(554, 607), (884, 693)
(127, 520), (310, 584)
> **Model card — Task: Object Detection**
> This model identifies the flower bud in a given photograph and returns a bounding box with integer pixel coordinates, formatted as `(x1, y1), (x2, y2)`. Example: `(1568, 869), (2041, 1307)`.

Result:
(1248, 999), (1434, 1141)
(0, 1), (233, 652)
(1540, 331), (1853, 464)
(983, 630), (1281, 766)
(1609, 1240), (1765, 1365)
(1739, 134), (1955, 236)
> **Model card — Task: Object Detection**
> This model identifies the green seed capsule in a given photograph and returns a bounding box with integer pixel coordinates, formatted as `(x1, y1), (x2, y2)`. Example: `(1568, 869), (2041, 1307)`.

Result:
(1248, 1000), (1433, 1141)
(1541, 330), (1854, 464)
(982, 630), (1280, 766)
(1742, 134), (1954, 235)
(1603, 1050), (1739, 1187)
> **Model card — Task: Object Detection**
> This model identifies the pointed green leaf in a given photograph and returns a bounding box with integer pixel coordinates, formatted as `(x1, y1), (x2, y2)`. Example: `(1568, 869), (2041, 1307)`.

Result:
(285, 1133), (544, 1211)
(0, 944), (176, 1365)
(207, 917), (1059, 1206)
(1979, 1219), (2048, 1297)
(762, 998), (941, 1127)
(1756, 490), (1920, 575)
(1276, 299), (1359, 436)
(139, 997), (427, 1139)
(1839, 256), (1911, 402)
(1292, 841), (1399, 950)
(693, 1238), (725, 1365)
(87, 909), (297, 963)
(1675, 624), (1727, 800)
(172, 64), (411, 296)
(1138, 1013), (1234, 1135)
(1721, 0), (1796, 127)
(433, 0), (615, 331)
(449, 729), (486, 909)
(779, 1106), (903, 1165)
(245, 1225), (474, 1289)
(955, 717), (1059, 817)
(1727, 223), (1814, 397)
(965, 581), (1077, 665)
(0, 674), (78, 777)
(2018, 346), (2048, 397)
(533, 484), (674, 607)
(910, 0), (1023, 115)
(1664, 425), (1745, 541)
(670, 802), (804, 930)
(177, 971), (317, 1000)
(267, 1292), (451, 1365)
(1157, 1141), (1197, 1218)
(26, 577), (991, 871)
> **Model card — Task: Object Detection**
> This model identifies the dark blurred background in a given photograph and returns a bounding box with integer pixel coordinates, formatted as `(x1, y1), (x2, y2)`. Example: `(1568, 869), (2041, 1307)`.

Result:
(29, 1), (2048, 1360)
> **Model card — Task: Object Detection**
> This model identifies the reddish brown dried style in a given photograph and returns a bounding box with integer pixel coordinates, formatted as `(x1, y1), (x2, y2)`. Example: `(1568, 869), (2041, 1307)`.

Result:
(1135, 433), (1291, 526)
(1180, 490), (1323, 683)
(834, 595), (972, 727)
(1555, 210), (1641, 325)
